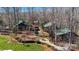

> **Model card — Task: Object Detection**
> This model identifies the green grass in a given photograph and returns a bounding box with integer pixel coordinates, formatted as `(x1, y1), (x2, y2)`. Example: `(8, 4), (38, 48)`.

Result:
(0, 35), (43, 51)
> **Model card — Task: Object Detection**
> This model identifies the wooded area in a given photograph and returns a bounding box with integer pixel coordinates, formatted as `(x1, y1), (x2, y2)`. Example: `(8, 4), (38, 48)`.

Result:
(0, 7), (79, 51)
(0, 7), (79, 31)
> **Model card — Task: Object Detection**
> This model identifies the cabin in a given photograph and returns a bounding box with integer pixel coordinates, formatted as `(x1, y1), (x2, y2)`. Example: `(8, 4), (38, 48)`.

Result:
(18, 21), (27, 31)
(15, 21), (29, 31)
(54, 28), (78, 43)
(43, 22), (78, 43)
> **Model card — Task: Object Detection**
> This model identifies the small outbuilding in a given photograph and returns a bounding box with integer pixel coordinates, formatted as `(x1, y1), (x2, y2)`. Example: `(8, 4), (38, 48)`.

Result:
(15, 20), (29, 31)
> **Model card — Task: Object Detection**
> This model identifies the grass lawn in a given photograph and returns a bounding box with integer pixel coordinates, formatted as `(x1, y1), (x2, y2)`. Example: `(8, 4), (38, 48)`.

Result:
(0, 35), (44, 51)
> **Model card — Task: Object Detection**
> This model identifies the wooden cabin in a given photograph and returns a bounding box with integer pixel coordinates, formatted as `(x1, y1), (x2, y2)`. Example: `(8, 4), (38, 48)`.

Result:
(17, 21), (28, 31)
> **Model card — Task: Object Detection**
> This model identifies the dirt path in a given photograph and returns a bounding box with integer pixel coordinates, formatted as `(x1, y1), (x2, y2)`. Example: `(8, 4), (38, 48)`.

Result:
(41, 44), (55, 51)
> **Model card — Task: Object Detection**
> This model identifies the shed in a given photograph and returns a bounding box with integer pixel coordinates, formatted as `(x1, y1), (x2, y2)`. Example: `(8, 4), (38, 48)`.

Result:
(15, 20), (29, 31)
